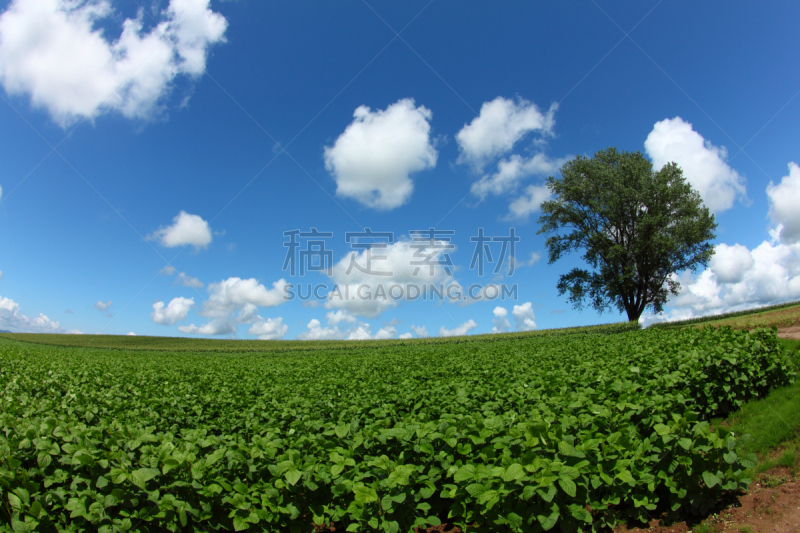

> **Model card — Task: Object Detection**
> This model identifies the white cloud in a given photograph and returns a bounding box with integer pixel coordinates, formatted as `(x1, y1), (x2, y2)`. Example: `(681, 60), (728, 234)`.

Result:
(325, 240), (456, 318)
(439, 319), (477, 337)
(326, 309), (357, 326)
(411, 325), (428, 338)
(491, 306), (511, 333)
(148, 211), (212, 250)
(506, 184), (552, 220)
(471, 153), (564, 200)
(248, 317), (288, 340)
(168, 277), (289, 336)
(178, 318), (235, 336)
(236, 303), (259, 324)
(324, 98), (437, 210)
(126, 331), (136, 336)
(398, 332), (413, 339)
(511, 302), (537, 331)
(176, 272), (203, 288)
(646, 239), (800, 324)
(93, 300), (112, 312)
(297, 318), (346, 341)
(766, 162), (800, 244)
(0, 270), (3, 281)
(710, 243), (754, 283)
(150, 296), (193, 325)
(0, 295), (61, 332)
(527, 252), (542, 266)
(372, 325), (397, 340)
(644, 117), (746, 212)
(160, 265), (176, 275)
(296, 315), (397, 341)
(0, 0), (227, 126)
(456, 96), (556, 168)
(201, 277), (287, 318)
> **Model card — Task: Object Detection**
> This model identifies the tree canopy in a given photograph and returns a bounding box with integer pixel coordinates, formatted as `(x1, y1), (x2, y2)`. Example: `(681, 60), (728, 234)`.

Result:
(537, 147), (717, 323)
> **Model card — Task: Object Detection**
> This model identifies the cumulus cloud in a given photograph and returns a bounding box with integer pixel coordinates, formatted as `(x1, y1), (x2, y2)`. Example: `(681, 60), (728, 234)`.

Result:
(492, 302), (536, 332)
(296, 312), (398, 340)
(512, 302), (537, 331)
(326, 309), (357, 326)
(297, 318), (345, 341)
(411, 325), (429, 338)
(644, 239), (800, 325)
(471, 153), (564, 200)
(201, 277), (287, 318)
(766, 162), (800, 244)
(0, 0), (227, 126)
(325, 239), (456, 318)
(151, 296), (193, 325)
(644, 117), (746, 212)
(710, 243), (754, 284)
(126, 331), (136, 336)
(457, 96), (556, 168)
(506, 184), (552, 220)
(439, 319), (477, 337)
(178, 318), (235, 336)
(248, 317), (288, 340)
(0, 295), (61, 332)
(167, 277), (289, 336)
(491, 306), (511, 333)
(176, 272), (203, 288)
(148, 211), (212, 250)
(324, 98), (437, 210)
(93, 300), (112, 312)
(398, 332), (413, 339)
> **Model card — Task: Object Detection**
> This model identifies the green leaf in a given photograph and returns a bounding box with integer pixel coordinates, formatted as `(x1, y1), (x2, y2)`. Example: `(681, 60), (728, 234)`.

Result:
(454, 464), (476, 483)
(502, 463), (525, 482)
(654, 424), (671, 436)
(335, 424), (350, 439)
(558, 477), (577, 498)
(702, 471), (720, 489)
(233, 516), (250, 531)
(285, 469), (302, 486)
(131, 468), (159, 489)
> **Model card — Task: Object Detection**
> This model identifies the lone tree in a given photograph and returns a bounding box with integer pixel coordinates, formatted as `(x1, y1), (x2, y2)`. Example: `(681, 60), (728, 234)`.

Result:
(537, 147), (717, 323)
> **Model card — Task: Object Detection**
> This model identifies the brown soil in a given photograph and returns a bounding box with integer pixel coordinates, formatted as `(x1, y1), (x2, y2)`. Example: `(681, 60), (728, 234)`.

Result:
(615, 469), (800, 533)
(777, 325), (800, 341)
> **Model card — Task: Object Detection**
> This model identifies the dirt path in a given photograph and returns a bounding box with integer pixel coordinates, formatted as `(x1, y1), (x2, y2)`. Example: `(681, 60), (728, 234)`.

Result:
(777, 326), (800, 340)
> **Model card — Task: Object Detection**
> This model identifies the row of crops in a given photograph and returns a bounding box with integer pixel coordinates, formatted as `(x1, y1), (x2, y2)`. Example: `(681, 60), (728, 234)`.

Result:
(0, 321), (641, 353)
(0, 326), (796, 532)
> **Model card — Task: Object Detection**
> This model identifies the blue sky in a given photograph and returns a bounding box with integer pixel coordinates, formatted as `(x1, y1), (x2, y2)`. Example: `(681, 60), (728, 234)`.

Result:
(1, 0), (798, 339)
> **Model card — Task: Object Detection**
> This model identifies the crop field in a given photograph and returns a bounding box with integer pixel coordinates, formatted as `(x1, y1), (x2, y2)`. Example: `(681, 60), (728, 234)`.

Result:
(0, 326), (796, 533)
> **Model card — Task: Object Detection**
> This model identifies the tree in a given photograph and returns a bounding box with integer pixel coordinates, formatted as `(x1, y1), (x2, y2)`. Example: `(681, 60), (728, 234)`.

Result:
(537, 147), (717, 323)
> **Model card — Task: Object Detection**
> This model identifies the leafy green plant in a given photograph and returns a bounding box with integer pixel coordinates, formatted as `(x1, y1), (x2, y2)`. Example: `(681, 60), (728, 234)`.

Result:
(0, 326), (794, 531)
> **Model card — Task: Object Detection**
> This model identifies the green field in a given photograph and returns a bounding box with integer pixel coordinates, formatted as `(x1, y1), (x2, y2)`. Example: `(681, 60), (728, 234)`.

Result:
(648, 300), (800, 330)
(1, 325), (796, 533)
(0, 322), (639, 353)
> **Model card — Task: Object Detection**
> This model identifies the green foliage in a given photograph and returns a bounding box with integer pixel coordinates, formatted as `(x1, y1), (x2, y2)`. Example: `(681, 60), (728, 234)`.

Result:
(0, 326), (794, 532)
(538, 147), (718, 322)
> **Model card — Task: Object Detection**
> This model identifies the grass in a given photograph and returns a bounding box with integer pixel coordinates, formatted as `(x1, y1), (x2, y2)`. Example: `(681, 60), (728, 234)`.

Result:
(712, 377), (800, 457)
(702, 304), (800, 330)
